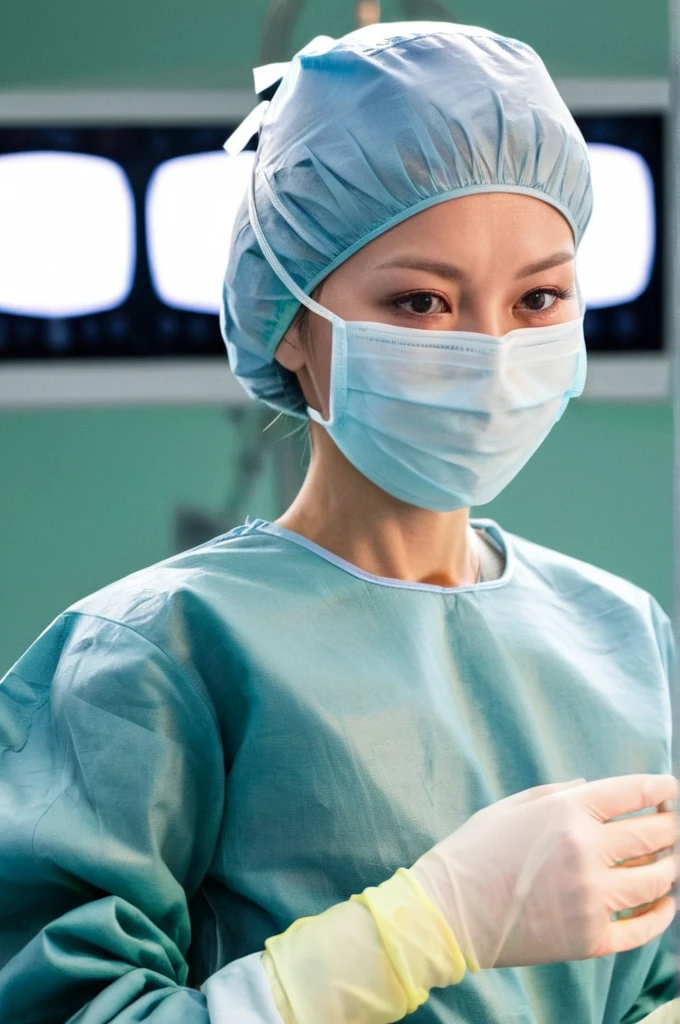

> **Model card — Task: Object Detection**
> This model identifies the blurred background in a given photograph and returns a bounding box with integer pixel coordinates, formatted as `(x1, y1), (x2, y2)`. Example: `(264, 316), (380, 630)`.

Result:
(0, 0), (673, 673)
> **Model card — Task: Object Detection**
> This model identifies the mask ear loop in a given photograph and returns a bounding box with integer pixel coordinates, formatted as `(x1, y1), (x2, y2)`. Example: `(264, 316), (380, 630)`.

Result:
(571, 274), (588, 396)
(246, 162), (348, 426)
(222, 59), (347, 423)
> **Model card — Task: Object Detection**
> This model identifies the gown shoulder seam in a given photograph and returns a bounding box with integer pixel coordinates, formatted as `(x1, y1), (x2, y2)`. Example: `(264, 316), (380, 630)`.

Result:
(58, 609), (222, 737)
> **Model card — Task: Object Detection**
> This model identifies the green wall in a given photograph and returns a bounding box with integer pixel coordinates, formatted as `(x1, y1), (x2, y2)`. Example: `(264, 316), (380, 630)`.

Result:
(0, 0), (670, 88)
(0, 400), (672, 674)
(478, 402), (673, 611)
(0, 1), (673, 672)
(0, 407), (282, 672)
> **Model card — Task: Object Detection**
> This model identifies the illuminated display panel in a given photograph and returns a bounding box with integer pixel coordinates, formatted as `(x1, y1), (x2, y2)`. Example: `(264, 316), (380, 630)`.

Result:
(578, 143), (655, 309)
(145, 150), (254, 315)
(0, 151), (136, 319)
(0, 115), (665, 360)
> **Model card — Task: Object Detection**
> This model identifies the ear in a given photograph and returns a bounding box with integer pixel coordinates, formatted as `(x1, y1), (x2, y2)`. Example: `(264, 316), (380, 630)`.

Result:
(274, 325), (306, 373)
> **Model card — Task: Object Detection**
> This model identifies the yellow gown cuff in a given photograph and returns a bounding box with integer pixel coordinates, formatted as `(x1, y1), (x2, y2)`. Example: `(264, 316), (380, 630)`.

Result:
(262, 866), (469, 1024)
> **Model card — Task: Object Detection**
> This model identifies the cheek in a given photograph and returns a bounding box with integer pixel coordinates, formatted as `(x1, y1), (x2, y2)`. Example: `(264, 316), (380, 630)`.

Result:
(303, 309), (331, 359)
(302, 315), (334, 415)
(313, 319), (333, 399)
(566, 291), (582, 316)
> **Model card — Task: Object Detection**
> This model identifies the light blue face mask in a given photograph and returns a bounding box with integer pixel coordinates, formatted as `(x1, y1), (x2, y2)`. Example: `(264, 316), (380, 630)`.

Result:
(248, 179), (587, 513)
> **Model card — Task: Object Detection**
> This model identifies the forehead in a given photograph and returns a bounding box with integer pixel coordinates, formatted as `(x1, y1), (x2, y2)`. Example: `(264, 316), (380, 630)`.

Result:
(389, 193), (572, 240)
(334, 193), (575, 278)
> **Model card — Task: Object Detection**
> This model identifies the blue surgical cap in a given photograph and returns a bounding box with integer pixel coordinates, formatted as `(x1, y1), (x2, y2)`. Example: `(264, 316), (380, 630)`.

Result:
(221, 21), (593, 417)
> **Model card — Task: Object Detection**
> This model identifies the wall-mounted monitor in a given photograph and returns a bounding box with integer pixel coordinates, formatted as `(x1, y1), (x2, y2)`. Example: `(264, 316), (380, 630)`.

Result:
(0, 80), (670, 406)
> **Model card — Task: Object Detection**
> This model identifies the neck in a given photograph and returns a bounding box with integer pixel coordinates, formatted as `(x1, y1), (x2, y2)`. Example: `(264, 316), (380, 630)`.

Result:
(275, 423), (479, 587)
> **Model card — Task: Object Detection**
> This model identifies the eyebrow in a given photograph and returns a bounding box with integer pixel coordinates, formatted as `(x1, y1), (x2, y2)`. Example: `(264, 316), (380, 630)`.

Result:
(376, 252), (575, 280)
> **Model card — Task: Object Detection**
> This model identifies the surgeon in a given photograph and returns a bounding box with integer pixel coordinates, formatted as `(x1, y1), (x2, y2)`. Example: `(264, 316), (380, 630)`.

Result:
(0, 20), (677, 1024)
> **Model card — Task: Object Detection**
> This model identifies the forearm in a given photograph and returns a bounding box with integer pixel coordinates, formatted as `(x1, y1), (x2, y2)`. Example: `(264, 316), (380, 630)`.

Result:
(0, 897), (208, 1023)
(1, 897), (292, 1024)
(260, 868), (470, 1024)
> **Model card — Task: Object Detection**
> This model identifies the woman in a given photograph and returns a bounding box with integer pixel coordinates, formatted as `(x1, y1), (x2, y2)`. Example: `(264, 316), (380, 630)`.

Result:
(0, 20), (677, 1024)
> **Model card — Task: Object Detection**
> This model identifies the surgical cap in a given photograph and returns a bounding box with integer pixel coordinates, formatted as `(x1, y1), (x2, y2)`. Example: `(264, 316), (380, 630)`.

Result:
(221, 21), (593, 417)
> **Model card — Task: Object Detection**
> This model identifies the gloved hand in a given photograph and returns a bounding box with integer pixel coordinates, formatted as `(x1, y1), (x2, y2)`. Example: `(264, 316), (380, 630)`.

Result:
(408, 774), (678, 970)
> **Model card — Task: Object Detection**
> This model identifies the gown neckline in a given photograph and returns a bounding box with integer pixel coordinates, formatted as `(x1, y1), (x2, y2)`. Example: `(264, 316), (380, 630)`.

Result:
(243, 516), (515, 595)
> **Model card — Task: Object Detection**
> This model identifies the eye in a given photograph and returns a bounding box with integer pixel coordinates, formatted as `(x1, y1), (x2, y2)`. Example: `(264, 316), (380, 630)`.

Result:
(520, 288), (569, 313)
(394, 291), (450, 316)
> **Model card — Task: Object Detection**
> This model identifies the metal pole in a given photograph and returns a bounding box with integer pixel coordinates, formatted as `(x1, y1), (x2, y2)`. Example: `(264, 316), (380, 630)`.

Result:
(355, 1), (381, 27)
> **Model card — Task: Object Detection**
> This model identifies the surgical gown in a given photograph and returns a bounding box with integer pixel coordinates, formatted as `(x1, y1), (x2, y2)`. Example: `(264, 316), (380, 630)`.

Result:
(0, 517), (675, 1023)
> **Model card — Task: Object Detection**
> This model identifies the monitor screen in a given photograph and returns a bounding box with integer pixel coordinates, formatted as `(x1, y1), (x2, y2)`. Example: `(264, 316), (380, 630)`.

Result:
(0, 113), (665, 361)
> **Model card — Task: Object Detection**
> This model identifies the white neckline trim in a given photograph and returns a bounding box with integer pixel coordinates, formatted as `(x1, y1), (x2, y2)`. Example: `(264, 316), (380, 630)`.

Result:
(244, 517), (515, 594)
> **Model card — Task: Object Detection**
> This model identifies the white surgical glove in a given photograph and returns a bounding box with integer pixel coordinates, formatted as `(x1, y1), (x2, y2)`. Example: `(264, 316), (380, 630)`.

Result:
(409, 774), (678, 970)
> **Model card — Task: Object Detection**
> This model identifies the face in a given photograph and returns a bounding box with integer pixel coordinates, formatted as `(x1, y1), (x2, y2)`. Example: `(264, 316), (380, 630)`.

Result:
(274, 192), (579, 420)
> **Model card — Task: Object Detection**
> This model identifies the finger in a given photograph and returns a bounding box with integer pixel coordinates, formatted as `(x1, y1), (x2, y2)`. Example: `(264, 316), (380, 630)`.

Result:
(618, 851), (671, 869)
(607, 854), (678, 913)
(618, 895), (669, 918)
(501, 779), (586, 807)
(576, 775), (678, 822)
(605, 895), (676, 955)
(605, 812), (676, 864)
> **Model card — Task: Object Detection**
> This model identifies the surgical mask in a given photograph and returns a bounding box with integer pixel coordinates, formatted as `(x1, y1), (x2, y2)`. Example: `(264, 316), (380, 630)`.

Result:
(247, 180), (587, 512)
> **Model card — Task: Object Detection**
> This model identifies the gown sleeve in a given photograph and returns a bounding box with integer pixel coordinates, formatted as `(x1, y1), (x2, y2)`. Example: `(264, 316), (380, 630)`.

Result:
(620, 929), (678, 1024)
(0, 610), (285, 1022)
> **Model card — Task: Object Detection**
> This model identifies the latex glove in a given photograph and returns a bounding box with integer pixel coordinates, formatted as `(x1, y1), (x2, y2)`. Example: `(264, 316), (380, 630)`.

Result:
(408, 774), (678, 970)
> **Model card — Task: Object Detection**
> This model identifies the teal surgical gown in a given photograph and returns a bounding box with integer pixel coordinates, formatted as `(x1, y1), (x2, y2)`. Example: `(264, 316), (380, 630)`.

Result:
(0, 518), (675, 1022)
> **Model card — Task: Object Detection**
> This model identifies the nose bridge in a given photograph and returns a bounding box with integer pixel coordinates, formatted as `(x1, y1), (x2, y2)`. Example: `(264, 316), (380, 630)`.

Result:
(456, 295), (508, 338)
(449, 259), (513, 335)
